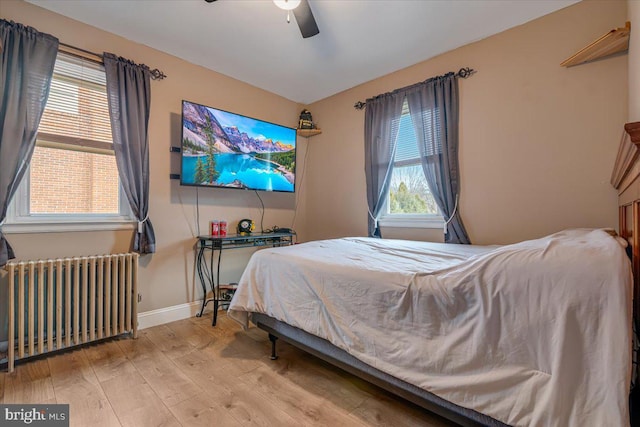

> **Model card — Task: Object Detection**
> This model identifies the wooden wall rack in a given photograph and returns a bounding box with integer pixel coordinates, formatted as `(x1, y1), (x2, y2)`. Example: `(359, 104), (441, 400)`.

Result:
(561, 22), (630, 67)
(297, 128), (322, 138)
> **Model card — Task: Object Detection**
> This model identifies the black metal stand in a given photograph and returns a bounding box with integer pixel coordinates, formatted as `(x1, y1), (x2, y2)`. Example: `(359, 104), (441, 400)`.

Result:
(195, 232), (294, 326)
(195, 242), (223, 326)
(269, 333), (278, 360)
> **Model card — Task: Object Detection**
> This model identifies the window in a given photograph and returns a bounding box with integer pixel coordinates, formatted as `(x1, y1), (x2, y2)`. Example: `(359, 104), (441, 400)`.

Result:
(5, 52), (134, 232)
(379, 100), (443, 229)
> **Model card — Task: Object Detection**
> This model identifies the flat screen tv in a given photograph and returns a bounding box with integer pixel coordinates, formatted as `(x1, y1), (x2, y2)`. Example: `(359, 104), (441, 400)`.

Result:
(180, 100), (297, 193)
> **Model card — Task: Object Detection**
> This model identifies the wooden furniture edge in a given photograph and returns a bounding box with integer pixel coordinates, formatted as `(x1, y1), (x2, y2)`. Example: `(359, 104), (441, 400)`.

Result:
(611, 121), (640, 190)
(625, 121), (640, 144)
(616, 120), (640, 352)
(625, 201), (640, 323)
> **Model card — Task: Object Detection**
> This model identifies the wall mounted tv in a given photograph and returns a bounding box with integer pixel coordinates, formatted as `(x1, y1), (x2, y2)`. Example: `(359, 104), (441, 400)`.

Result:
(181, 100), (297, 193)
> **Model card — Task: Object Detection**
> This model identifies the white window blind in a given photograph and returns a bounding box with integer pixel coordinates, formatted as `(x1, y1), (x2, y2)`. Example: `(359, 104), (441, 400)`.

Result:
(38, 52), (113, 150)
(395, 111), (420, 164)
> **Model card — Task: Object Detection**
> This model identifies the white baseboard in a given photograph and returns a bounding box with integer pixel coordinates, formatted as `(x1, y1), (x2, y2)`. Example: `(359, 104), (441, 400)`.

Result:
(137, 300), (212, 330)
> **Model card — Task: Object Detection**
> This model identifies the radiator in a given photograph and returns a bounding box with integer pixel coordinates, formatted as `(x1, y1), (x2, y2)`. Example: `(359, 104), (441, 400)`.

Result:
(4, 253), (139, 372)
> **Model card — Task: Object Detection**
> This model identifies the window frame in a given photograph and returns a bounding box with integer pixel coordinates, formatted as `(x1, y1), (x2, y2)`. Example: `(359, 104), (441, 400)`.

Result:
(378, 102), (443, 230)
(4, 156), (135, 234)
(5, 201), (135, 234)
(3, 51), (135, 234)
(378, 165), (444, 229)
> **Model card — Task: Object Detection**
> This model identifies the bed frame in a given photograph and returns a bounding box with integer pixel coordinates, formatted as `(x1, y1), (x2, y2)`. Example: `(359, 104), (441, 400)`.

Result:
(251, 123), (640, 427)
(253, 313), (507, 427)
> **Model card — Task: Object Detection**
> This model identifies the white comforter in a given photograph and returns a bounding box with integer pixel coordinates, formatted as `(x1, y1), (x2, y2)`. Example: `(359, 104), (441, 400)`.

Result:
(228, 229), (632, 426)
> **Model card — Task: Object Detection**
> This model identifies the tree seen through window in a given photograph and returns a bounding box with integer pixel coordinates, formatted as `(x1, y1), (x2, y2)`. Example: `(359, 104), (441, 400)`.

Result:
(387, 102), (439, 216)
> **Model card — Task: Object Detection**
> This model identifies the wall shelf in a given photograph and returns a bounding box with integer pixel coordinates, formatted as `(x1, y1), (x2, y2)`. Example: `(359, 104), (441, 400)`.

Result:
(297, 128), (322, 138)
(561, 22), (630, 67)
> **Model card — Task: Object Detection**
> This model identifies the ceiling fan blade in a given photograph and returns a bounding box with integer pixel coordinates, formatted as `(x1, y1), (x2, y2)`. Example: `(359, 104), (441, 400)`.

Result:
(292, 0), (319, 38)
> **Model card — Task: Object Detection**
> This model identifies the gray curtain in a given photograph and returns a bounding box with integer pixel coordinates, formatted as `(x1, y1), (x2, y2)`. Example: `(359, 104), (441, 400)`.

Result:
(0, 20), (59, 266)
(406, 73), (470, 244)
(103, 53), (156, 254)
(364, 92), (405, 237)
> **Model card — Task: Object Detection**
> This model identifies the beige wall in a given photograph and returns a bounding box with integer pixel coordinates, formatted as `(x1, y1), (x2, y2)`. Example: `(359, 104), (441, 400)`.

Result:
(2, 0), (304, 312)
(630, 0), (640, 121)
(1, 0), (629, 314)
(303, 0), (627, 245)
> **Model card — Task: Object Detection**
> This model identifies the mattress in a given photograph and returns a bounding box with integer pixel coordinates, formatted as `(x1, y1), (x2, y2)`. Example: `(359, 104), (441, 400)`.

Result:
(228, 229), (632, 426)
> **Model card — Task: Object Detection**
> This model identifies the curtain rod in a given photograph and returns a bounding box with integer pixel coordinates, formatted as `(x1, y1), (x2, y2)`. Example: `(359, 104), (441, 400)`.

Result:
(353, 67), (475, 110)
(59, 42), (167, 80)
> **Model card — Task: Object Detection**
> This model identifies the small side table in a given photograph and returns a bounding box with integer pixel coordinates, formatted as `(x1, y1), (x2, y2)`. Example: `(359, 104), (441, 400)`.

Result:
(195, 232), (294, 326)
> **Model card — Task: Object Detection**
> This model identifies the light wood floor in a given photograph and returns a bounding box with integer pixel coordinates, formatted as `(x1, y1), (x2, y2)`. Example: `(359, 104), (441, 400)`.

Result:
(1, 312), (457, 427)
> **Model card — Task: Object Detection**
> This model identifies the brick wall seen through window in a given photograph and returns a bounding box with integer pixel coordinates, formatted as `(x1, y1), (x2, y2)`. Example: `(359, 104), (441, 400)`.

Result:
(28, 51), (121, 217)
(30, 146), (119, 214)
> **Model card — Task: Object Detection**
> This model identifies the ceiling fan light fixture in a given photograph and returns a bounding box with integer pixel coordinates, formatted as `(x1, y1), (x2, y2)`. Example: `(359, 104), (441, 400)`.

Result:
(273, 0), (301, 11)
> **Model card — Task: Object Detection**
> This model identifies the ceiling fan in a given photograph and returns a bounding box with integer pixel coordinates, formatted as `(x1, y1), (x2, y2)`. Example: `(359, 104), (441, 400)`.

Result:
(204, 0), (320, 39)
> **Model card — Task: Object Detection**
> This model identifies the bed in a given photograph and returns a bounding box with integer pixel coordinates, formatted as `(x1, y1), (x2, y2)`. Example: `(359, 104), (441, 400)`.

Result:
(228, 230), (633, 426)
(227, 123), (640, 427)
